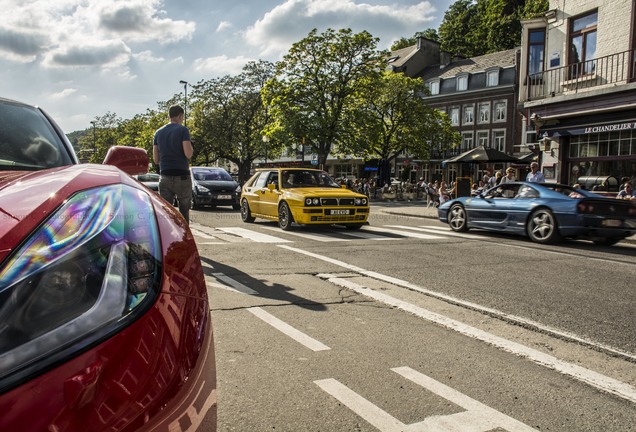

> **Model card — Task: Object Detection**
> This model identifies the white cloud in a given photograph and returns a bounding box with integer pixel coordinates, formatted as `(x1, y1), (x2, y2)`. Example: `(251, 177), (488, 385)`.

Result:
(0, 27), (50, 61)
(192, 55), (255, 76)
(51, 88), (78, 99)
(134, 50), (165, 63)
(42, 40), (132, 68)
(244, 0), (439, 56)
(216, 21), (233, 32)
(0, 0), (453, 132)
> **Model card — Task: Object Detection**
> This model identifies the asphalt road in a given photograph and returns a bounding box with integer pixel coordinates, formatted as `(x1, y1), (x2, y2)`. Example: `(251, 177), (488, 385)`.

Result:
(190, 203), (636, 431)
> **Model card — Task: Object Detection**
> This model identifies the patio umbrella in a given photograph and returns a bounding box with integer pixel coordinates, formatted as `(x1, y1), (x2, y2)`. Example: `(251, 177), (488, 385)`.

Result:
(443, 145), (520, 163)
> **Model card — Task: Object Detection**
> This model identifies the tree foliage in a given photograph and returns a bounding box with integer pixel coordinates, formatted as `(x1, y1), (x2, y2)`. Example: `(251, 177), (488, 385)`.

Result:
(262, 28), (387, 168)
(346, 71), (460, 185)
(390, 29), (439, 51)
(520, 0), (550, 19)
(190, 60), (275, 183)
(439, 0), (548, 57)
(438, 0), (480, 58)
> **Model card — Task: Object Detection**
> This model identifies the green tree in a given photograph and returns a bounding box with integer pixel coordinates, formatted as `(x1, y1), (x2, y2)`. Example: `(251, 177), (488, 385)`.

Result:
(390, 29), (440, 50)
(438, 0), (548, 57)
(77, 112), (123, 163)
(475, 0), (523, 53)
(438, 0), (480, 57)
(345, 71), (459, 185)
(262, 28), (386, 168)
(520, 0), (549, 19)
(190, 60), (276, 183)
(118, 109), (167, 171)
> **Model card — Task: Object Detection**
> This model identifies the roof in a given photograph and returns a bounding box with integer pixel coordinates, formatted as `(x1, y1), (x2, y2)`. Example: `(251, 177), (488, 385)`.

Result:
(418, 48), (518, 81)
(387, 45), (418, 68)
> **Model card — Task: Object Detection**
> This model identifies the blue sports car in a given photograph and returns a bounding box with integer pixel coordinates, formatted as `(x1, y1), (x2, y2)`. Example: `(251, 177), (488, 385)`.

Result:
(438, 182), (636, 245)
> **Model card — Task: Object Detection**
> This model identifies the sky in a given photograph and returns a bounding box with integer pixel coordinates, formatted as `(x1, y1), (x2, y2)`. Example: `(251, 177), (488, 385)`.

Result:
(0, 0), (454, 133)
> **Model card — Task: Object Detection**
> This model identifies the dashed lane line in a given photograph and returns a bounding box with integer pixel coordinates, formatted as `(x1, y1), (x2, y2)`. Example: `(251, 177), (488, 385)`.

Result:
(274, 244), (636, 404)
(260, 225), (351, 242)
(321, 274), (636, 405)
(247, 307), (331, 352)
(362, 225), (445, 239)
(216, 226), (292, 243)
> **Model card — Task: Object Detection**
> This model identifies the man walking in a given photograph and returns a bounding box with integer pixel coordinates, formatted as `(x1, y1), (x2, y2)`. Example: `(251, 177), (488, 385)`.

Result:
(153, 105), (193, 224)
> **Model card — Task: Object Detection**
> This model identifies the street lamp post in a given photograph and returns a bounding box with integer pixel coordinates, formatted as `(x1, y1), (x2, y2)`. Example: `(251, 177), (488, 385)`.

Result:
(90, 120), (96, 152)
(179, 80), (189, 125)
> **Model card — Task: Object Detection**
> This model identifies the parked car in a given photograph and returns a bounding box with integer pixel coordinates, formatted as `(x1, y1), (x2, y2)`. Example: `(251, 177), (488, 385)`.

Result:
(438, 181), (636, 245)
(134, 172), (160, 192)
(191, 166), (240, 210)
(240, 168), (370, 230)
(0, 97), (216, 431)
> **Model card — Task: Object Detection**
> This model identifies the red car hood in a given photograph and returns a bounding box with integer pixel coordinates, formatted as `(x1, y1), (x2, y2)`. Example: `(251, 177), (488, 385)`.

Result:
(0, 164), (134, 264)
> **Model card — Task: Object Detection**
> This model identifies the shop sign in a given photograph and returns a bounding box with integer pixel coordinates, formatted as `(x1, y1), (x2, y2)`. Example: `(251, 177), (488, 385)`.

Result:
(545, 121), (636, 137)
(584, 122), (635, 134)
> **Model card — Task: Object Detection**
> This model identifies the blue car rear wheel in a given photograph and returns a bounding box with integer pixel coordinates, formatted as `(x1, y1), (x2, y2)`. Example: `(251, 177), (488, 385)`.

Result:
(527, 208), (560, 244)
(448, 204), (468, 232)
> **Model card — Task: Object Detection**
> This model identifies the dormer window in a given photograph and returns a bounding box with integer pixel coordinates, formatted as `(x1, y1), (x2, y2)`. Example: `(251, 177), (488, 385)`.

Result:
(457, 74), (468, 91)
(428, 79), (440, 95)
(486, 69), (499, 87)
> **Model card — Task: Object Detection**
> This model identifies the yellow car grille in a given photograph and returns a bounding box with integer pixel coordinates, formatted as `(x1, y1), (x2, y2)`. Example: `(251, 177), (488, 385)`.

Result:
(311, 215), (367, 222)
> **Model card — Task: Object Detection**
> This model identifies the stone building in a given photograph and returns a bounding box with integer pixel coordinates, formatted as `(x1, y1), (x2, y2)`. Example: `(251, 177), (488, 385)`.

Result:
(519, 0), (636, 188)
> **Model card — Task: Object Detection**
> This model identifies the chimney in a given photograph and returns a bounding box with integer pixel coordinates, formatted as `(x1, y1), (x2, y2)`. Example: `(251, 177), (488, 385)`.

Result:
(415, 31), (424, 50)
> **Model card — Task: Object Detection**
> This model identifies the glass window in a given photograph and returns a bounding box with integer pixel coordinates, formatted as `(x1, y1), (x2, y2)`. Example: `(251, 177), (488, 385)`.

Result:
(477, 131), (489, 147)
(478, 103), (490, 123)
(569, 11), (597, 77)
(527, 29), (545, 77)
(429, 80), (440, 95)
(462, 132), (473, 151)
(457, 75), (468, 91)
(450, 107), (460, 126)
(0, 101), (74, 169)
(463, 105), (474, 124)
(494, 101), (507, 122)
(486, 70), (499, 87)
(493, 130), (505, 151)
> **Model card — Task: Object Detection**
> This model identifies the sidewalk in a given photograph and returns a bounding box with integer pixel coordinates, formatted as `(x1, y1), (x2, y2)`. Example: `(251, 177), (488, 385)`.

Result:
(371, 198), (438, 220)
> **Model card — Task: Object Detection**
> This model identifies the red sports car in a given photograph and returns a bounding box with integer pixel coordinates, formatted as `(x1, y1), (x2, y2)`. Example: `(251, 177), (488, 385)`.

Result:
(0, 97), (216, 431)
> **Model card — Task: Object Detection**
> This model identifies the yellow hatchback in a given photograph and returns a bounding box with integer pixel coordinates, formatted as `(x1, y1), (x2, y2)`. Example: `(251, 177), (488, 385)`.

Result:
(240, 168), (370, 230)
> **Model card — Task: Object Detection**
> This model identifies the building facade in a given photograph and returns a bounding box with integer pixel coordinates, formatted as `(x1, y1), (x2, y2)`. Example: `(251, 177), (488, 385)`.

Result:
(519, 0), (636, 189)
(417, 45), (523, 184)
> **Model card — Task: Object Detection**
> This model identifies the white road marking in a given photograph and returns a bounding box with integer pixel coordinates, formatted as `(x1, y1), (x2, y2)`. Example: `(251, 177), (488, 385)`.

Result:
(320, 274), (636, 405)
(260, 226), (351, 242)
(277, 246), (635, 361)
(389, 225), (485, 239)
(217, 227), (292, 243)
(208, 273), (258, 295)
(314, 379), (406, 431)
(363, 225), (444, 239)
(189, 227), (217, 239)
(247, 307), (330, 352)
(341, 229), (395, 240)
(316, 367), (537, 432)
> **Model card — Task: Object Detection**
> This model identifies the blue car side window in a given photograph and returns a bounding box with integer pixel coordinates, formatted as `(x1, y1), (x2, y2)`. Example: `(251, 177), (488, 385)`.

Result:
(516, 185), (539, 199)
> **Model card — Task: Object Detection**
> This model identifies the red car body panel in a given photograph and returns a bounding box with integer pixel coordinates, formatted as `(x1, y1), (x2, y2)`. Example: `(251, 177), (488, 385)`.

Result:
(0, 163), (217, 431)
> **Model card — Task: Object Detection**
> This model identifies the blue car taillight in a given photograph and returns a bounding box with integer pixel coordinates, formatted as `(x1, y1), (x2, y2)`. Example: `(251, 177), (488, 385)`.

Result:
(0, 184), (162, 381)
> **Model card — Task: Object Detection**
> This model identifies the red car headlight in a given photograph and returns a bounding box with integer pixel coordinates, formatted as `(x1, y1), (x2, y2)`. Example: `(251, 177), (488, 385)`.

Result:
(0, 184), (162, 383)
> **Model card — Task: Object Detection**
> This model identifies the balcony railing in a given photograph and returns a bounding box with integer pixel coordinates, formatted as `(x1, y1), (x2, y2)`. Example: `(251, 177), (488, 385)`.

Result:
(525, 49), (636, 101)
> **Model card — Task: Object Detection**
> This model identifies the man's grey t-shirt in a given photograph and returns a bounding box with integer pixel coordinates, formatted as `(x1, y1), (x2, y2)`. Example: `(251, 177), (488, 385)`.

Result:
(153, 123), (191, 175)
